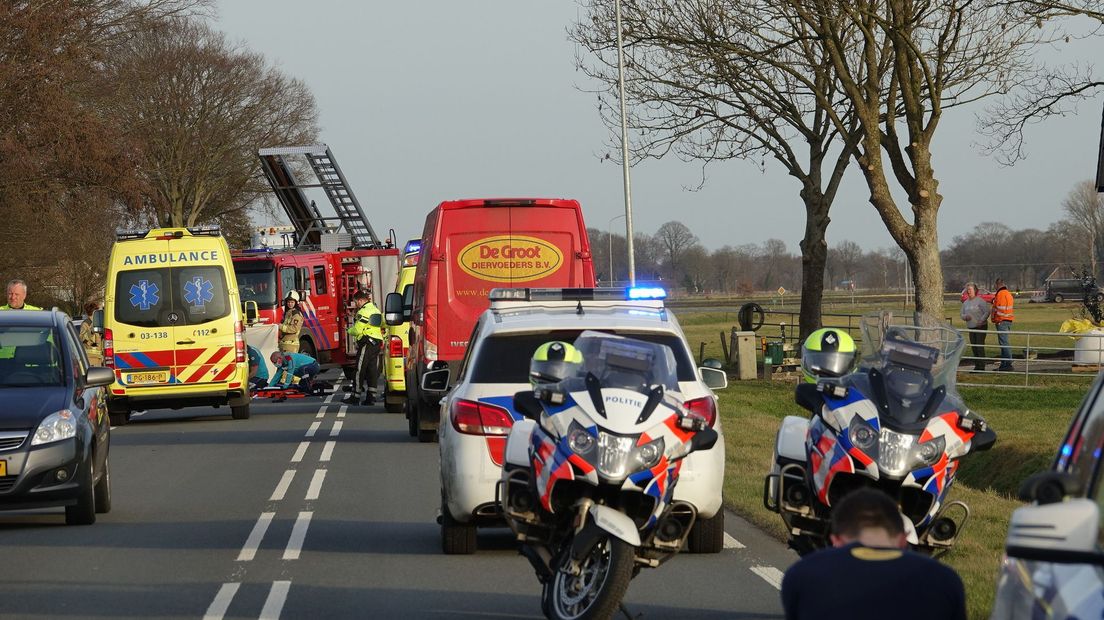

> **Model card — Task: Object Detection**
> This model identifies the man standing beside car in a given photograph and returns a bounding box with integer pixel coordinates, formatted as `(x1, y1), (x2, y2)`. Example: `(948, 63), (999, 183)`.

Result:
(961, 283), (990, 371)
(343, 290), (383, 406)
(991, 278), (1015, 371)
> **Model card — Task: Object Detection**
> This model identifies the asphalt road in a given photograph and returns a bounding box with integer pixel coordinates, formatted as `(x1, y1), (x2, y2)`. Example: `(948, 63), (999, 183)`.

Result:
(0, 370), (794, 619)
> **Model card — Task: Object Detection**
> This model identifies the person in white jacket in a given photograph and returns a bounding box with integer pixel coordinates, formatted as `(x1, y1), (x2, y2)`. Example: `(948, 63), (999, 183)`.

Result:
(961, 283), (991, 371)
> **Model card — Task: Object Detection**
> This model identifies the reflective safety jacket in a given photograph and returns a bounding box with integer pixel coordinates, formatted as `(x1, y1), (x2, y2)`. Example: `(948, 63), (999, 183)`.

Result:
(349, 301), (383, 342)
(992, 287), (1014, 323)
(0, 303), (42, 310)
(279, 308), (304, 347)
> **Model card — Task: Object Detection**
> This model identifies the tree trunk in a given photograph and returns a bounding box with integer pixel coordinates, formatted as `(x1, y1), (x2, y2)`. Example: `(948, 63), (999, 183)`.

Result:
(908, 238), (945, 318)
(798, 193), (830, 342)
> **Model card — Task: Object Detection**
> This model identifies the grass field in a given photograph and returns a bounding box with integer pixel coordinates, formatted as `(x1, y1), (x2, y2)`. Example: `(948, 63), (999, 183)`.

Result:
(672, 299), (1094, 618)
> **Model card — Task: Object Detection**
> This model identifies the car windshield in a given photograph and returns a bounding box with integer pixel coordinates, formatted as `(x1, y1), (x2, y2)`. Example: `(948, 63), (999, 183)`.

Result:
(469, 330), (696, 384)
(0, 327), (63, 387)
(235, 262), (278, 309)
(569, 331), (679, 394)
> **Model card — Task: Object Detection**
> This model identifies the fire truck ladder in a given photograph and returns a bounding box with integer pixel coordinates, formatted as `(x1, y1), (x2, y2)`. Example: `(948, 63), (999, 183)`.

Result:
(257, 145), (383, 249)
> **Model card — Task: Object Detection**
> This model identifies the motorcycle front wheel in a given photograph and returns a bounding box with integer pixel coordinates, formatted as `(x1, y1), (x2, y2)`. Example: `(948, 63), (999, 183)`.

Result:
(542, 535), (634, 620)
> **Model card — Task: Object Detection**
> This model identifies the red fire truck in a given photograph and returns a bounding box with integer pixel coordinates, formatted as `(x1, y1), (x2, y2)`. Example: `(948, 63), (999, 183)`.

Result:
(232, 248), (399, 372)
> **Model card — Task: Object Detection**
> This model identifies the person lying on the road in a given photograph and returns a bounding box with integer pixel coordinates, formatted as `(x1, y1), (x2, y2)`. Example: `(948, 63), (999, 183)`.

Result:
(270, 351), (320, 392)
(247, 345), (269, 391)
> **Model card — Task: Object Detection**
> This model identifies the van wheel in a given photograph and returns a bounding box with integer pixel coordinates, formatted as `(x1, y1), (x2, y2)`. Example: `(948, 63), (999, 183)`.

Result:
(405, 398), (417, 437)
(416, 400), (437, 443)
(385, 393), (404, 413)
(299, 338), (316, 360)
(343, 366), (356, 380)
(232, 403), (250, 420)
(1054, 294), (1064, 303)
(109, 411), (129, 427)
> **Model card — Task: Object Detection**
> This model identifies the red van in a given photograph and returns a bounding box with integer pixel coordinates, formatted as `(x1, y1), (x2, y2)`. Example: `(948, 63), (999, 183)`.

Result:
(388, 198), (596, 442)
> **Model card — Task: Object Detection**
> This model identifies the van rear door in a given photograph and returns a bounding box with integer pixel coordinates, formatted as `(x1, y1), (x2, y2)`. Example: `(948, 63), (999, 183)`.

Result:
(171, 265), (237, 384)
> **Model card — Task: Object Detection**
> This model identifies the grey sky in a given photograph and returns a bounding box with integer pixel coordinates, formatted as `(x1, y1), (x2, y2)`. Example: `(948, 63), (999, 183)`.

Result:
(215, 1), (1103, 254)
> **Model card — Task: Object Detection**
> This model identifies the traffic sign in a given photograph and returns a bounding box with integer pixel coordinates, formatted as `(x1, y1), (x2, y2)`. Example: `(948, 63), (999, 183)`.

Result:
(777, 287), (786, 296)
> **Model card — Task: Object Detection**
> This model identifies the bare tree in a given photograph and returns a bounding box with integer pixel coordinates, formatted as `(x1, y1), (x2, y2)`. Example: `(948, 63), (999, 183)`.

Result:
(105, 18), (319, 227)
(654, 220), (700, 279)
(827, 240), (864, 288)
(573, 1), (860, 339)
(1062, 180), (1104, 277)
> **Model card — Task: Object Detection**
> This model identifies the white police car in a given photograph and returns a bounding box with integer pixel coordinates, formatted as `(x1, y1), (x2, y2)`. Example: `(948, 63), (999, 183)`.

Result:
(430, 287), (728, 554)
(992, 371), (1104, 618)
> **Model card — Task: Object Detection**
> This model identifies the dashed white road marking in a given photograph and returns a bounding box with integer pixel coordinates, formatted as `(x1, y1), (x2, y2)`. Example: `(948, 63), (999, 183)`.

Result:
(306, 469), (327, 501)
(283, 511), (313, 560)
(320, 441), (336, 462)
(337, 405), (347, 418)
(291, 441), (310, 463)
(259, 580), (292, 620)
(236, 512), (275, 562)
(305, 421), (321, 438)
(270, 470), (296, 501)
(329, 420), (343, 437)
(750, 565), (785, 590)
(131, 410), (146, 417)
(202, 582), (240, 620)
(315, 409), (326, 419)
(324, 393), (335, 404)
(723, 532), (746, 549)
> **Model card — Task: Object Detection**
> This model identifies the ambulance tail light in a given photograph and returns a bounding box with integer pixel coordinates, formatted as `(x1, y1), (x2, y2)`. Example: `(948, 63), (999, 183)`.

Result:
(234, 321), (245, 363)
(103, 329), (115, 369)
(389, 335), (404, 357)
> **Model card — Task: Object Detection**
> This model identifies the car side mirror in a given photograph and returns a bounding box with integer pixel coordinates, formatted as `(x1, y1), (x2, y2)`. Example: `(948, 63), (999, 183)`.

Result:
(85, 366), (115, 388)
(384, 292), (404, 326)
(91, 309), (104, 334)
(795, 383), (823, 415)
(513, 390), (543, 421)
(1019, 471), (1084, 504)
(421, 368), (450, 392)
(1006, 498), (1104, 565)
(690, 427), (719, 452)
(699, 366), (728, 390)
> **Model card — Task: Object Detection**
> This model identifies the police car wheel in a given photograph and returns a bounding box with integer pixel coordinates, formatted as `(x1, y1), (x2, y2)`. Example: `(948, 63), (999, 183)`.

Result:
(687, 511), (724, 554)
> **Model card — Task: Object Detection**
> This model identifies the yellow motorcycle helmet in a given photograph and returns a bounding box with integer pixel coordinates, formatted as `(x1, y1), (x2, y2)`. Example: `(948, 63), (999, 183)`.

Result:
(801, 328), (857, 383)
(529, 341), (584, 388)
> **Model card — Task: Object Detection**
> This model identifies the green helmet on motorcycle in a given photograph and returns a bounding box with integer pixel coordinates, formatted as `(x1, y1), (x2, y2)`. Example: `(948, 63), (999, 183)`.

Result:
(529, 341), (584, 388)
(801, 328), (857, 383)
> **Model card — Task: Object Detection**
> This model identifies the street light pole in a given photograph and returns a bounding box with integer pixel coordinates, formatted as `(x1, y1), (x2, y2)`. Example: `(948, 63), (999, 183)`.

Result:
(608, 214), (625, 286)
(614, 0), (636, 286)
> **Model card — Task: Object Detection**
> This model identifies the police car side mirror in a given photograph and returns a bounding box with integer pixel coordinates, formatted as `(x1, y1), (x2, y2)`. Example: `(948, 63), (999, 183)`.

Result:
(91, 309), (104, 334)
(699, 366), (728, 390)
(384, 292), (404, 326)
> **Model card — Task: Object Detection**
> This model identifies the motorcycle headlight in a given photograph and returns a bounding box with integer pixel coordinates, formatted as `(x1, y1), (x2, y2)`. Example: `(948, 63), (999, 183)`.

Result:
(634, 437), (665, 470)
(877, 429), (916, 478)
(32, 410), (77, 446)
(568, 425), (596, 455)
(596, 432), (636, 480)
(848, 416), (879, 453)
(913, 435), (946, 467)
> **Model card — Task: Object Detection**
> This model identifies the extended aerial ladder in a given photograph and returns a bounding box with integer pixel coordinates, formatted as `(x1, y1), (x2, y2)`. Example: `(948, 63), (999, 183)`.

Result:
(257, 144), (384, 249)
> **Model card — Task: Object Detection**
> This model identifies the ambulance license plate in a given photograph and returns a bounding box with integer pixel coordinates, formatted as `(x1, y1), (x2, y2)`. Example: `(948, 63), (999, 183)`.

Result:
(127, 371), (169, 385)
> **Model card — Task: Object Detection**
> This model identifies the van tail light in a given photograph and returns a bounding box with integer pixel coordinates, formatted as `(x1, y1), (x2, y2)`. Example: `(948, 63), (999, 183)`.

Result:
(103, 329), (115, 369)
(388, 335), (403, 357)
(234, 321), (245, 363)
(451, 399), (514, 436)
(684, 396), (717, 428)
(424, 340), (437, 361)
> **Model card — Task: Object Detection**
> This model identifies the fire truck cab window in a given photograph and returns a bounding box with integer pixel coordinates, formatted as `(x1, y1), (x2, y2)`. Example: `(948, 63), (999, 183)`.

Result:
(297, 268), (309, 294)
(280, 268), (296, 299)
(313, 265), (327, 295)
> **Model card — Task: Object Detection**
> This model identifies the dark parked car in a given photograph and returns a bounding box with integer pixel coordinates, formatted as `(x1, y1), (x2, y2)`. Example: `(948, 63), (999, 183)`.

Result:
(1045, 278), (1104, 303)
(0, 309), (114, 524)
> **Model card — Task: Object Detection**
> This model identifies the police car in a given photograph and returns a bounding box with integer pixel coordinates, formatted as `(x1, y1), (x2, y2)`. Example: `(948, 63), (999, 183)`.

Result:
(432, 287), (728, 554)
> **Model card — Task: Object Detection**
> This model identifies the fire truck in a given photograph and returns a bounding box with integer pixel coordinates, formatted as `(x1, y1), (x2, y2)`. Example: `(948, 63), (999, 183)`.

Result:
(234, 145), (399, 375)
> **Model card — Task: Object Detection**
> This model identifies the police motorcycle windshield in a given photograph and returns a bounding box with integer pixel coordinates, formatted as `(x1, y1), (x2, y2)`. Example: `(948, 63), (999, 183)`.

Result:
(570, 330), (680, 395)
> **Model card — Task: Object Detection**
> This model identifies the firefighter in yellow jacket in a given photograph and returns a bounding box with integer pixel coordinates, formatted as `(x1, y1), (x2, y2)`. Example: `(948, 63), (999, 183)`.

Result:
(343, 290), (383, 406)
(279, 290), (305, 353)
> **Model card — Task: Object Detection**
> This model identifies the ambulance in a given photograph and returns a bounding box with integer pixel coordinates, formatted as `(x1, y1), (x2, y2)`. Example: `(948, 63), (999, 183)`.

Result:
(98, 227), (250, 425)
(385, 239), (421, 417)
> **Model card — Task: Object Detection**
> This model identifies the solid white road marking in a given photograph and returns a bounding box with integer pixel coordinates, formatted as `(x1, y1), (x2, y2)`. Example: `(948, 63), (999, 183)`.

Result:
(291, 441), (310, 463)
(305, 421), (321, 438)
(723, 532), (746, 549)
(306, 469), (326, 501)
(259, 580), (292, 620)
(320, 441), (335, 462)
(329, 421), (343, 437)
(270, 470), (296, 501)
(202, 582), (240, 620)
(750, 565), (785, 590)
(283, 511), (313, 560)
(337, 405), (347, 418)
(236, 512), (275, 562)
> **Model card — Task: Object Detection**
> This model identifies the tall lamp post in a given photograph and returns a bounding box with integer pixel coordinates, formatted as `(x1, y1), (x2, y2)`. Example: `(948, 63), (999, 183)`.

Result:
(614, 0), (636, 286)
(608, 214), (625, 285)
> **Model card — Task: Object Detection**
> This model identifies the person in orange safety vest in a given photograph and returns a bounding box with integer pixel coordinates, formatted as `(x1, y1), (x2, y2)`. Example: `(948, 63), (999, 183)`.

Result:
(990, 278), (1014, 371)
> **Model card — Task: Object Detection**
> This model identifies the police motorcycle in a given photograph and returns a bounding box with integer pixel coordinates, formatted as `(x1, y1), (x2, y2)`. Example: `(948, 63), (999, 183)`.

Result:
(498, 332), (719, 620)
(763, 312), (997, 556)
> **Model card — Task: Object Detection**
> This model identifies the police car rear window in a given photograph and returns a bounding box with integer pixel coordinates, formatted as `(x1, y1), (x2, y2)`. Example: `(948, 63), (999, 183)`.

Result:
(115, 267), (230, 327)
(469, 331), (695, 384)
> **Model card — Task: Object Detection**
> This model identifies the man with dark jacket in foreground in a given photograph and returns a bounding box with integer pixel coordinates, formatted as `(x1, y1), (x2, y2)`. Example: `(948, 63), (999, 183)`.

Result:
(781, 488), (966, 620)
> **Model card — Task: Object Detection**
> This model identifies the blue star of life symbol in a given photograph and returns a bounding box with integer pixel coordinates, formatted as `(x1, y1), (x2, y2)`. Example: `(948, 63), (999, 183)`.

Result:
(183, 277), (215, 307)
(129, 280), (160, 311)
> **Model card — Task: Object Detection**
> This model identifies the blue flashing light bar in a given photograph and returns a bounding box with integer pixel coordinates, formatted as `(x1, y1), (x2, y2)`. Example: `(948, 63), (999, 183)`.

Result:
(488, 287), (667, 302)
(404, 240), (422, 254)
